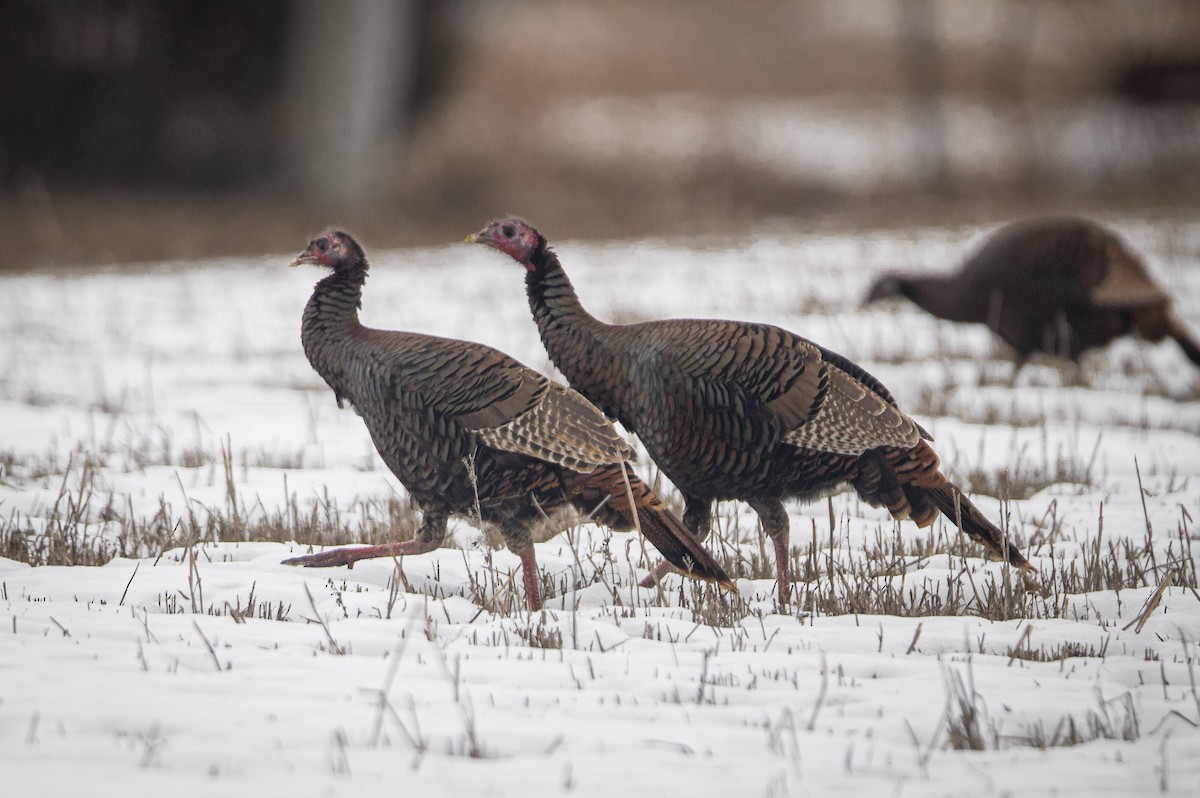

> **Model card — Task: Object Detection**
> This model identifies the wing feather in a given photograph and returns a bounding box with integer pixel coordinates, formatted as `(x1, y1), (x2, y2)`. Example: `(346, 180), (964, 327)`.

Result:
(631, 319), (922, 455)
(475, 382), (633, 472)
(360, 329), (631, 471)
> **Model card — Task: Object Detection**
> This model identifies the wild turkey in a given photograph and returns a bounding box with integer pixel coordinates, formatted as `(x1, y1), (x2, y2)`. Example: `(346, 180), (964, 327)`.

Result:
(471, 218), (1034, 606)
(284, 231), (734, 611)
(865, 217), (1200, 367)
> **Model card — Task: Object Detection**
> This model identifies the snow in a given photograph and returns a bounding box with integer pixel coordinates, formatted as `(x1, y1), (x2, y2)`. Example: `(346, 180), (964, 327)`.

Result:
(2, 220), (1199, 796)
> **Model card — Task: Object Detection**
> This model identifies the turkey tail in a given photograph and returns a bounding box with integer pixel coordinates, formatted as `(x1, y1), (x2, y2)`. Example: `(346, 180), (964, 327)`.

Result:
(925, 484), (1034, 571)
(872, 442), (1032, 570)
(572, 465), (737, 592)
(1167, 314), (1200, 366)
(628, 477), (739, 593)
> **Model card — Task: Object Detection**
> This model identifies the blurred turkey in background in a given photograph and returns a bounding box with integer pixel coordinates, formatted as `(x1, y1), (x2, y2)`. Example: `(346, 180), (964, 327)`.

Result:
(2, 0), (1199, 266)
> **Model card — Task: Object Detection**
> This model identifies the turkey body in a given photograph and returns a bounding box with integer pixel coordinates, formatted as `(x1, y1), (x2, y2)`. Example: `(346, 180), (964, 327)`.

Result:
(558, 317), (919, 504)
(285, 232), (733, 611)
(473, 219), (1033, 606)
(866, 217), (1200, 366)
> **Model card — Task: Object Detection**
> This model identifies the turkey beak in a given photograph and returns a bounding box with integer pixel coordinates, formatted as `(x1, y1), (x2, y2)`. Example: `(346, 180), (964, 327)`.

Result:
(290, 248), (316, 268)
(464, 231), (484, 245)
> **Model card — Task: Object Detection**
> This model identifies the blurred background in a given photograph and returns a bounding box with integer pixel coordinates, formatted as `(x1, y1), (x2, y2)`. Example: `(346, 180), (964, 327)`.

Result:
(2, 0), (1199, 267)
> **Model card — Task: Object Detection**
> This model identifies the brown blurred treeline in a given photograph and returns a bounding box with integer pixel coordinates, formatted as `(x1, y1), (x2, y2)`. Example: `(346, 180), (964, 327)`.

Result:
(2, 0), (1198, 267)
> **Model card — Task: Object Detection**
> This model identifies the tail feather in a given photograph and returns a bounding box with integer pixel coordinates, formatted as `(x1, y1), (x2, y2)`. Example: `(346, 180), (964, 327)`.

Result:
(859, 444), (940, 524)
(902, 485), (939, 527)
(571, 465), (737, 592)
(926, 484), (1034, 571)
(1167, 314), (1200, 366)
(873, 441), (1032, 569)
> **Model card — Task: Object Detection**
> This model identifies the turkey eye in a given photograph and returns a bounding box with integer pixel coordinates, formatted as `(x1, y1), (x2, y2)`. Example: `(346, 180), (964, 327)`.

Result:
(317, 239), (328, 252)
(501, 224), (515, 238)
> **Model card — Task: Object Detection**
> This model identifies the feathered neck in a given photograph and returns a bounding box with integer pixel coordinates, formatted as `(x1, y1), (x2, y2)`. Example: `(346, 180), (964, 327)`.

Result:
(301, 264), (368, 397)
(307, 265), (367, 326)
(522, 242), (624, 413)
(899, 274), (986, 323)
(524, 242), (602, 328)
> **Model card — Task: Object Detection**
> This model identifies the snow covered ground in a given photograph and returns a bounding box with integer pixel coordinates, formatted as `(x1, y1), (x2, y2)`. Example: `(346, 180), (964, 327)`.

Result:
(2, 218), (1199, 796)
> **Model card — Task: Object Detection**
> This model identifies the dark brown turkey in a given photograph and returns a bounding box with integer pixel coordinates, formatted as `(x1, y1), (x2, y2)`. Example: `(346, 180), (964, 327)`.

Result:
(471, 218), (1033, 607)
(865, 217), (1200, 367)
(283, 231), (734, 611)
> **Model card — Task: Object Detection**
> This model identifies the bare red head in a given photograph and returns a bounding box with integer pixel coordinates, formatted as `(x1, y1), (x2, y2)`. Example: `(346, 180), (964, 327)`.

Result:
(290, 230), (366, 271)
(469, 217), (544, 270)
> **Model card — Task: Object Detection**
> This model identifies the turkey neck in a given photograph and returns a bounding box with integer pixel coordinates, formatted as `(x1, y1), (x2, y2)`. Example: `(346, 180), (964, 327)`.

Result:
(302, 265), (367, 381)
(525, 247), (626, 409)
(900, 275), (987, 323)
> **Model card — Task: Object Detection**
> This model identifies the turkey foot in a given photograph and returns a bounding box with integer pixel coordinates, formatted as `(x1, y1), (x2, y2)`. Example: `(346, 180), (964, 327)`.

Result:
(638, 559), (680, 590)
(283, 535), (442, 568)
